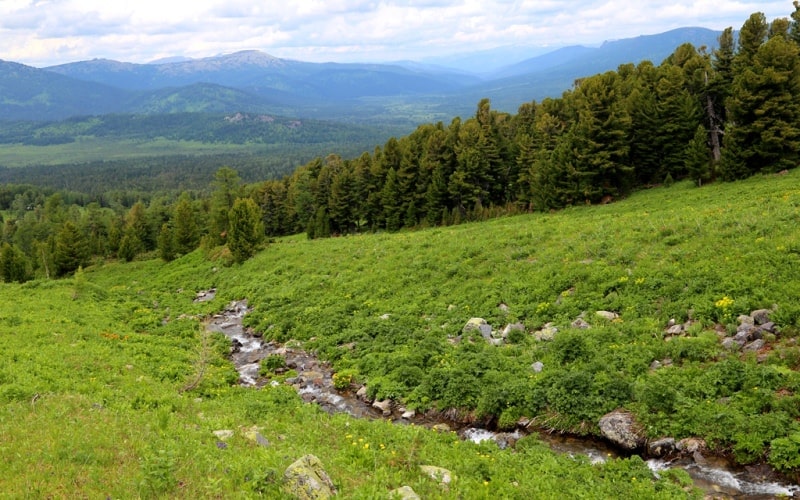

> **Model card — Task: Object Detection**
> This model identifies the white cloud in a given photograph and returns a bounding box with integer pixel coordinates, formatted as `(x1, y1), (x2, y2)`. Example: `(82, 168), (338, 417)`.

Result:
(0, 0), (795, 66)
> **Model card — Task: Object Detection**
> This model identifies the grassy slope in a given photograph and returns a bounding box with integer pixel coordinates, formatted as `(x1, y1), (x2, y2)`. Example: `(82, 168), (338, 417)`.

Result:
(3, 171), (800, 497)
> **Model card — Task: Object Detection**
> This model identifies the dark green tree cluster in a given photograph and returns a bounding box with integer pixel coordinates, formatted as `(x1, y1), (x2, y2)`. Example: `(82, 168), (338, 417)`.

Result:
(249, 6), (799, 239)
(1, 6), (798, 277)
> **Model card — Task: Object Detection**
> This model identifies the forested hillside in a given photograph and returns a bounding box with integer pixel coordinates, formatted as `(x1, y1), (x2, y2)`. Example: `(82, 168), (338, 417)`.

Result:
(1, 8), (799, 283)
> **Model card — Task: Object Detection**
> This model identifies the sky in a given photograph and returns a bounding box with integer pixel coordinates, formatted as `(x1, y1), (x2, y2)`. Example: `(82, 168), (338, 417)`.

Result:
(0, 0), (795, 67)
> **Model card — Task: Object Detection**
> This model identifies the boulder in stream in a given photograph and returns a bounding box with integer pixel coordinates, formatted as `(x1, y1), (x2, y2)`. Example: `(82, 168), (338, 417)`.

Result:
(282, 454), (336, 499)
(598, 409), (645, 451)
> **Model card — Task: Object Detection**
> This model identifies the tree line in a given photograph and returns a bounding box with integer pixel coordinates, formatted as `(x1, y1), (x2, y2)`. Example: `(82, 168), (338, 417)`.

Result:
(1, 7), (799, 282)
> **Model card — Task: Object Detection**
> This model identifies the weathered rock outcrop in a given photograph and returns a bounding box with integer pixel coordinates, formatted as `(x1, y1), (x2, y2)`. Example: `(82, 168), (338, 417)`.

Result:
(282, 454), (336, 499)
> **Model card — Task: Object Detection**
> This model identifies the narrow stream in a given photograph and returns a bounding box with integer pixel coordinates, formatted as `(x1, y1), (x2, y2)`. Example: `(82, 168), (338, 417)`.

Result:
(207, 300), (799, 498)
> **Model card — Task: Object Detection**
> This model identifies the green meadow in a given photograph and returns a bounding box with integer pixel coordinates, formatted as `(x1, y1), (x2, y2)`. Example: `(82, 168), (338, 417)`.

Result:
(3, 171), (800, 498)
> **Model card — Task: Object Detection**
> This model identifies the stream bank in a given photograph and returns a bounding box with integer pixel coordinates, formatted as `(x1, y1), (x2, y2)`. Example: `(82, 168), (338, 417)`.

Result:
(207, 299), (799, 498)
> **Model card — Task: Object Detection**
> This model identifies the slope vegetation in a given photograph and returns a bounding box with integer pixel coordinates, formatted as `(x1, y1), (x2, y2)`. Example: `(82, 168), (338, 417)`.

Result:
(1, 170), (799, 496)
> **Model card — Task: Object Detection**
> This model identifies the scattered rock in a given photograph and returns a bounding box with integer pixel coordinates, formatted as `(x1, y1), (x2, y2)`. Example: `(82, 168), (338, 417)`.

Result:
(598, 409), (645, 451)
(380, 314), (391, 320)
(649, 360), (662, 370)
(372, 399), (392, 416)
(738, 314), (755, 326)
(389, 485), (420, 499)
(721, 337), (741, 351)
(676, 437), (706, 454)
(531, 361), (544, 373)
(242, 427), (270, 447)
(488, 338), (504, 347)
(194, 288), (216, 303)
(356, 386), (369, 401)
(419, 465), (455, 488)
(751, 309), (772, 325)
(401, 409), (416, 419)
(282, 454), (336, 499)
(533, 323), (558, 341)
(498, 303), (510, 313)
(743, 339), (764, 352)
(596, 311), (618, 321)
(648, 437), (676, 457)
(501, 323), (525, 338)
(571, 318), (591, 329)
(432, 423), (451, 433)
(665, 324), (684, 335)
(463, 318), (492, 339)
(213, 429), (234, 441)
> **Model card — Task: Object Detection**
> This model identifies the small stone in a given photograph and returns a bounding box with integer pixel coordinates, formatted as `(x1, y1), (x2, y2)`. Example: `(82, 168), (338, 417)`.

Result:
(533, 325), (558, 341)
(216, 441), (228, 449)
(356, 386), (368, 400)
(649, 360), (662, 370)
(721, 337), (741, 351)
(647, 437), (675, 457)
(498, 303), (510, 313)
(665, 324), (684, 335)
(402, 409), (416, 419)
(743, 339), (764, 352)
(738, 314), (755, 326)
(596, 311), (618, 321)
(676, 437), (706, 454)
(463, 318), (492, 338)
(390, 485), (421, 499)
(380, 313), (391, 320)
(419, 465), (455, 488)
(372, 399), (392, 416)
(282, 454), (336, 499)
(751, 309), (772, 325)
(531, 361), (544, 373)
(213, 429), (234, 441)
(571, 318), (591, 329)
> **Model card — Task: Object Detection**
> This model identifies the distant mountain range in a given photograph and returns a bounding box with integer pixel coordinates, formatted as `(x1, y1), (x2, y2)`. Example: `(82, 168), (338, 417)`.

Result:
(0, 27), (723, 124)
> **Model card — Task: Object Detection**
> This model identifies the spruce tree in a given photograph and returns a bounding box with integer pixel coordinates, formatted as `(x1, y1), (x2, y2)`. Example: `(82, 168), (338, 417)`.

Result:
(227, 197), (264, 263)
(53, 221), (89, 277)
(685, 125), (712, 186)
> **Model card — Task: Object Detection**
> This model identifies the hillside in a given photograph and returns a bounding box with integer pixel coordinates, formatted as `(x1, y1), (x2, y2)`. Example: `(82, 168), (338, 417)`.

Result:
(1, 171), (799, 496)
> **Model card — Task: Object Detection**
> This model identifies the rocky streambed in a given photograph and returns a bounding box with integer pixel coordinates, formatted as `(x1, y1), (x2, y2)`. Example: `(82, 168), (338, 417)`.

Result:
(207, 299), (799, 499)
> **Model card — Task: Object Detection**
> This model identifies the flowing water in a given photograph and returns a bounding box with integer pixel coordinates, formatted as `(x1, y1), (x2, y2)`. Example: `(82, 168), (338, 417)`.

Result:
(208, 300), (799, 498)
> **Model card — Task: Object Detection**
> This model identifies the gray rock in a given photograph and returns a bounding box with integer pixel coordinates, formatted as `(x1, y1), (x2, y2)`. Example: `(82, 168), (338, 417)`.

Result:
(282, 454), (336, 499)
(733, 330), (750, 345)
(721, 337), (741, 351)
(531, 361), (544, 373)
(419, 465), (455, 488)
(649, 360), (663, 370)
(533, 324), (558, 341)
(676, 437), (706, 454)
(596, 311), (618, 321)
(760, 322), (776, 333)
(598, 409), (645, 451)
(213, 429), (234, 441)
(488, 338), (504, 347)
(571, 318), (591, 329)
(401, 409), (416, 419)
(743, 339), (765, 352)
(389, 485), (421, 499)
(738, 314), (755, 326)
(356, 386), (368, 400)
(432, 423), (451, 433)
(498, 303), (510, 313)
(501, 322), (525, 338)
(751, 309), (772, 325)
(463, 318), (492, 338)
(372, 399), (392, 416)
(647, 437), (676, 457)
(665, 324), (684, 335)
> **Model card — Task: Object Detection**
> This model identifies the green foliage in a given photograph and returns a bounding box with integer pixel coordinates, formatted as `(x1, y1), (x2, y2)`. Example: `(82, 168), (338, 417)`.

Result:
(227, 197), (265, 263)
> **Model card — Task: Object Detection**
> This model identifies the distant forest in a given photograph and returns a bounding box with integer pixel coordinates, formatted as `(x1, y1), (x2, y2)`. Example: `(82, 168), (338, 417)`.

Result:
(1, 8), (799, 282)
